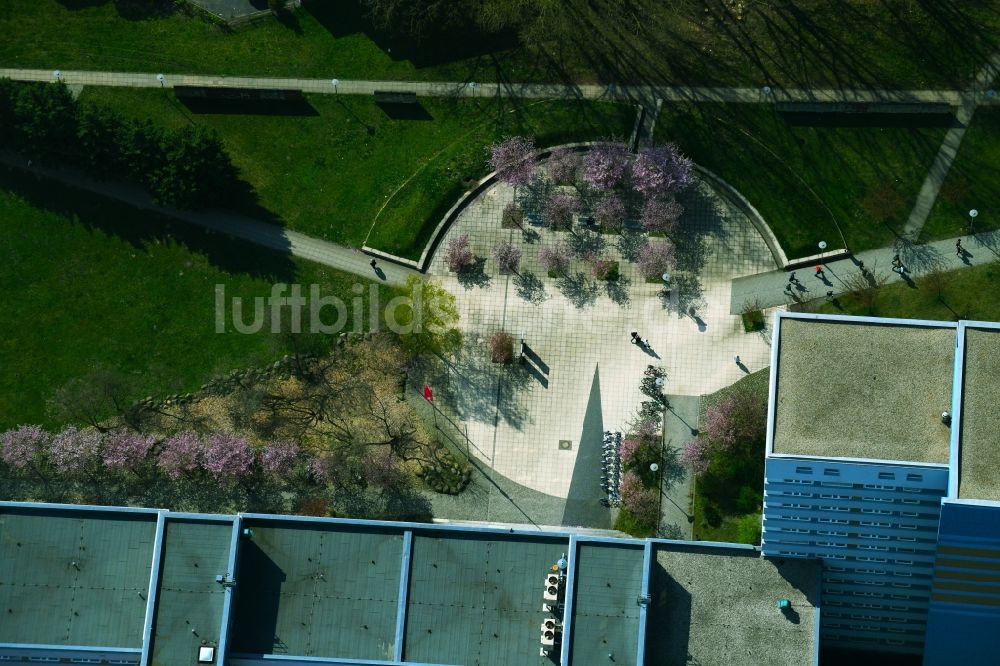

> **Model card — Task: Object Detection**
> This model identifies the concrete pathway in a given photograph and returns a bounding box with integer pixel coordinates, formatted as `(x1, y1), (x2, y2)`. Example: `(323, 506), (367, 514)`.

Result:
(901, 51), (1000, 241)
(730, 229), (1000, 314)
(659, 395), (700, 540)
(0, 152), (417, 286)
(1, 67), (980, 106)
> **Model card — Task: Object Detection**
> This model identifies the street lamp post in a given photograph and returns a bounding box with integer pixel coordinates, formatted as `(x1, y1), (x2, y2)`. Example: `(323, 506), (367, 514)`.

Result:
(818, 240), (827, 263)
(969, 209), (979, 231)
(331, 79), (339, 94)
(469, 81), (477, 97)
(53, 70), (62, 81)
(661, 272), (671, 294)
(156, 73), (165, 87)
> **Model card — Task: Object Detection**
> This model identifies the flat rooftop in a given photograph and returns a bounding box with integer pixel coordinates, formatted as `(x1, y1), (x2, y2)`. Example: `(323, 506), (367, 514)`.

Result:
(404, 533), (566, 665)
(772, 317), (954, 463)
(0, 506), (156, 647)
(230, 519), (404, 660)
(959, 326), (1000, 501)
(568, 542), (645, 666)
(647, 545), (818, 666)
(150, 518), (234, 666)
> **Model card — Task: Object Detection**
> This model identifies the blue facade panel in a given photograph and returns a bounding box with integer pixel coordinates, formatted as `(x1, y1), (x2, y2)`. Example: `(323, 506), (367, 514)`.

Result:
(924, 501), (1000, 665)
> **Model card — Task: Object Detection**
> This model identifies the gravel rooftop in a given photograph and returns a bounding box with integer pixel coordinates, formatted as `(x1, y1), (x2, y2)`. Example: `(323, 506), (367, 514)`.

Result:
(773, 318), (954, 463)
(959, 327), (1000, 501)
(647, 545), (818, 666)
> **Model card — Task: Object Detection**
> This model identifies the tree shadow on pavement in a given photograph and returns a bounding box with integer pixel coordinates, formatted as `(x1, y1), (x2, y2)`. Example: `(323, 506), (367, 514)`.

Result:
(557, 271), (600, 308)
(660, 272), (706, 319)
(606, 276), (631, 306)
(457, 257), (492, 289)
(514, 270), (547, 304)
(616, 229), (647, 262)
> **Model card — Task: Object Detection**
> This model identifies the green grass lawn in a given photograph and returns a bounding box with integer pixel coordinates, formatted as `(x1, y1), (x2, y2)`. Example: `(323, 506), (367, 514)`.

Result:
(655, 104), (947, 258)
(922, 109), (1000, 242)
(0, 167), (392, 430)
(820, 262), (1000, 322)
(1, 0), (997, 88)
(80, 87), (635, 258)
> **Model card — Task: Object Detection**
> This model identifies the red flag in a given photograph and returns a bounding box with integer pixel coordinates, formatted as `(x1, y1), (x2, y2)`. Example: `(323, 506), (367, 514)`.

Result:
(423, 384), (434, 401)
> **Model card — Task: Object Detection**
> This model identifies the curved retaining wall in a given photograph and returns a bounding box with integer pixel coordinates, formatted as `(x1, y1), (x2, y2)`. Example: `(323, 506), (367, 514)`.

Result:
(364, 142), (806, 273)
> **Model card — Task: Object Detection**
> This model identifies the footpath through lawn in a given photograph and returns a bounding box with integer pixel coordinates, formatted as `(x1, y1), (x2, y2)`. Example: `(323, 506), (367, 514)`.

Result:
(82, 87), (635, 259)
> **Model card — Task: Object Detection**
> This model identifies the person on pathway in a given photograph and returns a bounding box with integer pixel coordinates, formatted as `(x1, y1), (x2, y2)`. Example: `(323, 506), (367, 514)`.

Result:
(734, 355), (742, 366)
(788, 272), (798, 284)
(956, 238), (963, 256)
(370, 259), (378, 269)
(892, 254), (901, 269)
(630, 331), (640, 344)
(826, 290), (834, 301)
(814, 265), (823, 279)
(858, 260), (865, 273)
(642, 338), (651, 349)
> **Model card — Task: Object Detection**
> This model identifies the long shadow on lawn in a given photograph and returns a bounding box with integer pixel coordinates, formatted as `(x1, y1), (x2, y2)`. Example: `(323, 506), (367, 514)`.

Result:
(0, 167), (298, 281)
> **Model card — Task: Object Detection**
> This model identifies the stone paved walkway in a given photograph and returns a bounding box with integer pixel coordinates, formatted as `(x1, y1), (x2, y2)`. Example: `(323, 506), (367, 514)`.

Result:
(0, 152), (417, 286)
(730, 229), (1000, 314)
(410, 162), (777, 515)
(1, 67), (982, 106)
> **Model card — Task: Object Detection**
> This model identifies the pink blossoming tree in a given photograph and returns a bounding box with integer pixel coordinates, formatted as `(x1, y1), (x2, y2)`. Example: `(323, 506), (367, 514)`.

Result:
(158, 431), (204, 480)
(203, 432), (254, 480)
(102, 430), (155, 472)
(445, 234), (475, 272)
(543, 192), (578, 230)
(681, 437), (711, 475)
(490, 136), (536, 188)
(546, 147), (581, 185)
(593, 194), (627, 231)
(49, 426), (103, 475)
(637, 240), (676, 279)
(0, 425), (49, 469)
(492, 240), (522, 274)
(632, 144), (693, 198)
(582, 141), (631, 190)
(260, 439), (300, 476)
(538, 243), (572, 276)
(640, 198), (684, 234)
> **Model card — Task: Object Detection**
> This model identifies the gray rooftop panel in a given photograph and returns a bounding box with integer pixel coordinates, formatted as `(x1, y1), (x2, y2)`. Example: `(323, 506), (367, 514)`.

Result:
(647, 545), (818, 666)
(773, 317), (954, 463)
(569, 542), (645, 666)
(150, 518), (233, 666)
(0, 507), (155, 647)
(959, 327), (1000, 501)
(404, 533), (567, 665)
(231, 521), (403, 660)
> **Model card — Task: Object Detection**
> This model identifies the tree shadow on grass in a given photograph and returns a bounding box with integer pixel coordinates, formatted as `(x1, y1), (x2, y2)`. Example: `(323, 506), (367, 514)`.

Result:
(0, 167), (297, 282)
(556, 271), (600, 308)
(456, 257), (492, 289)
(514, 270), (546, 304)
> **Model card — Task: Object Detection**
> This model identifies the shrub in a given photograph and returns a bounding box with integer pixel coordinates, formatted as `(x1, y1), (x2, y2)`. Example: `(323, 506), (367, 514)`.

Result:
(735, 513), (762, 545)
(735, 485), (763, 514)
(492, 240), (522, 274)
(445, 234), (475, 272)
(488, 331), (515, 364)
(637, 240), (676, 279)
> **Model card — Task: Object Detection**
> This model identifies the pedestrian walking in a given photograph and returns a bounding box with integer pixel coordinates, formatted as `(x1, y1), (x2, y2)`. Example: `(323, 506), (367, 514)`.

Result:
(891, 254), (900, 269)
(370, 259), (378, 269)
(896, 265), (906, 276)
(814, 265), (823, 278)
(826, 290), (834, 301)
(630, 331), (640, 344)
(956, 238), (963, 256)
(642, 338), (651, 349)
(858, 260), (865, 273)
(734, 355), (741, 366)
(788, 272), (797, 284)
